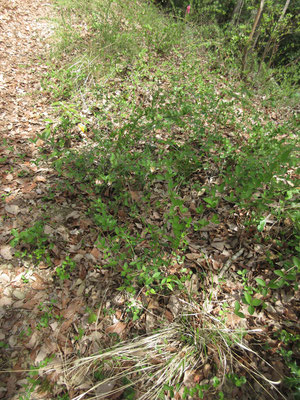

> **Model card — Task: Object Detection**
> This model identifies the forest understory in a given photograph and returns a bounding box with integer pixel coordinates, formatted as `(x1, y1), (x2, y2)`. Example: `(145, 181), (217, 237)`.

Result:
(0, 0), (299, 399)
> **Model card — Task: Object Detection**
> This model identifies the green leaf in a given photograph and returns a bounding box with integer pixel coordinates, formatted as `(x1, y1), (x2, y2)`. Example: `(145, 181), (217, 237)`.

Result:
(152, 272), (161, 279)
(235, 311), (246, 318)
(248, 305), (255, 315)
(276, 278), (285, 288)
(88, 313), (97, 324)
(286, 274), (296, 281)
(255, 278), (266, 286)
(274, 270), (285, 277)
(292, 256), (300, 268)
(211, 214), (220, 224)
(234, 301), (240, 312)
(268, 282), (280, 289)
(244, 292), (252, 305)
(251, 298), (262, 307)
(257, 219), (266, 232)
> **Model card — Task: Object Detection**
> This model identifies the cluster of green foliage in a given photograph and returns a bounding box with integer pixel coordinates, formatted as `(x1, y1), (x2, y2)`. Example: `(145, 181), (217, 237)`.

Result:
(156, 0), (299, 94)
(26, 0), (299, 397)
(38, 0), (299, 297)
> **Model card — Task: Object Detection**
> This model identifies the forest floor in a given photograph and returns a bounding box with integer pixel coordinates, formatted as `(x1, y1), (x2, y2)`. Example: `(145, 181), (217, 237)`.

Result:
(0, 0), (299, 400)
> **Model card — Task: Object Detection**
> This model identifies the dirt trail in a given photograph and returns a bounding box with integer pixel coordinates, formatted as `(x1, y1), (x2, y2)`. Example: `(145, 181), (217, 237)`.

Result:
(0, 0), (52, 143)
(0, 1), (54, 398)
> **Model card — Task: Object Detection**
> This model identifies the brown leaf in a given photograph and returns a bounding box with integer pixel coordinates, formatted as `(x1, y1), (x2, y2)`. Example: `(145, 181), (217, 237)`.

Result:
(31, 273), (47, 290)
(5, 173), (13, 181)
(147, 298), (160, 310)
(35, 344), (52, 364)
(38, 262), (50, 269)
(62, 300), (83, 319)
(0, 245), (13, 260)
(153, 211), (160, 220)
(17, 294), (42, 309)
(36, 139), (44, 147)
(5, 193), (17, 203)
(186, 253), (200, 260)
(211, 259), (222, 270)
(6, 375), (17, 397)
(60, 318), (73, 333)
(5, 204), (19, 215)
(118, 209), (126, 219)
(34, 175), (46, 182)
(66, 210), (81, 220)
(91, 247), (101, 260)
(164, 309), (174, 322)
(106, 322), (127, 336)
(25, 332), (39, 349)
(211, 240), (225, 251)
(203, 363), (211, 378)
(79, 265), (87, 280)
(129, 190), (141, 202)
(23, 182), (37, 193)
(226, 313), (243, 328)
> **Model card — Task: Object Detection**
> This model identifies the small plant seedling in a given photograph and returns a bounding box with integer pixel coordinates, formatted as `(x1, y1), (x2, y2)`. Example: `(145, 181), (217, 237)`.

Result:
(86, 308), (97, 324)
(74, 327), (85, 341)
(227, 373), (247, 387)
(21, 275), (29, 284)
(56, 256), (76, 280)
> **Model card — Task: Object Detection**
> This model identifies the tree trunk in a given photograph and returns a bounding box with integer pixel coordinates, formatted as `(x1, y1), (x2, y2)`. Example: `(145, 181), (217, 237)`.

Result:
(231, 0), (244, 26)
(242, 0), (265, 73)
(259, 0), (291, 71)
(252, 9), (264, 49)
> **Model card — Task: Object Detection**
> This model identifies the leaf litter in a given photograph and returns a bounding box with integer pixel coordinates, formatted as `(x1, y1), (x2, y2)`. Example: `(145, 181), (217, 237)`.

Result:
(0, 0), (299, 399)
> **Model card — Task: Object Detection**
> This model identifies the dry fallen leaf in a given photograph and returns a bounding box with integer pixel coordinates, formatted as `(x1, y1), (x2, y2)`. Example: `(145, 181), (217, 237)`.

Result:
(34, 175), (46, 182)
(164, 309), (174, 322)
(106, 321), (127, 336)
(26, 331), (39, 349)
(62, 300), (83, 319)
(5, 173), (13, 181)
(5, 204), (19, 215)
(23, 182), (37, 193)
(167, 295), (182, 317)
(31, 273), (47, 290)
(211, 240), (225, 251)
(186, 253), (200, 260)
(0, 245), (13, 260)
(129, 190), (141, 202)
(147, 298), (160, 310)
(95, 380), (117, 397)
(226, 313), (244, 328)
(66, 210), (81, 220)
(146, 313), (156, 333)
(91, 247), (101, 260)
(35, 344), (51, 364)
(44, 225), (54, 235)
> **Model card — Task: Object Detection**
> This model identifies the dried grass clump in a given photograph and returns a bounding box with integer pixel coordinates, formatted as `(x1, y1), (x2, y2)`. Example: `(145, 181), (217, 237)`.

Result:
(54, 302), (284, 400)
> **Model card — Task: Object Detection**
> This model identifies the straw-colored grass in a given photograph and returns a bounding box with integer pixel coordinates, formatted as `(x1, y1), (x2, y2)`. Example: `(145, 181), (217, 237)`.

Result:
(52, 301), (285, 400)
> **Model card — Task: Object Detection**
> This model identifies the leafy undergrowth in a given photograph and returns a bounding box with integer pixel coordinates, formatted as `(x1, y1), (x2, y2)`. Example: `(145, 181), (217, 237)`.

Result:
(1, 0), (299, 399)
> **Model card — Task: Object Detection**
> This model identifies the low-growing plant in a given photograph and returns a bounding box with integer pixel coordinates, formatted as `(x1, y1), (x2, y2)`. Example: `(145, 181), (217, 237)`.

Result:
(274, 329), (300, 399)
(10, 221), (53, 265)
(227, 372), (247, 387)
(37, 301), (63, 330)
(56, 256), (76, 280)
(74, 327), (85, 342)
(10, 221), (48, 248)
(18, 356), (54, 400)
